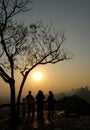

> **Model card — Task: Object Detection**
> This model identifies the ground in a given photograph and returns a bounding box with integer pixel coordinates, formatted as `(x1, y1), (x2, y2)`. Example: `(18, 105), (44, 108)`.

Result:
(0, 111), (90, 130)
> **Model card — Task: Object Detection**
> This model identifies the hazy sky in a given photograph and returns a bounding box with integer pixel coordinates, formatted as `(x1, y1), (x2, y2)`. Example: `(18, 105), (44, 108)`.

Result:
(0, 0), (90, 99)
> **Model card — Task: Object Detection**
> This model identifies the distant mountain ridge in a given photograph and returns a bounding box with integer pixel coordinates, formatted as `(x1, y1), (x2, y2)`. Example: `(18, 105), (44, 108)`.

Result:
(55, 86), (90, 104)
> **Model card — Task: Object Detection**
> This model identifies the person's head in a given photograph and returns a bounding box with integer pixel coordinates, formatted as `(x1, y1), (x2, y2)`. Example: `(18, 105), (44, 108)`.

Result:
(49, 91), (53, 95)
(28, 91), (31, 95)
(38, 90), (44, 95)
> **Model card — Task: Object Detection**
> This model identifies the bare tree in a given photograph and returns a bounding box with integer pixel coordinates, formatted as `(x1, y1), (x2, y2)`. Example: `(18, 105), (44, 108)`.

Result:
(0, 0), (72, 122)
(17, 21), (72, 115)
(0, 0), (33, 122)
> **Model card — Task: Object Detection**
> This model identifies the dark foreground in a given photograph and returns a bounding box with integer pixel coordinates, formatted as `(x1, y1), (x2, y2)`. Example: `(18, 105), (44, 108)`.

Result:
(0, 111), (90, 130)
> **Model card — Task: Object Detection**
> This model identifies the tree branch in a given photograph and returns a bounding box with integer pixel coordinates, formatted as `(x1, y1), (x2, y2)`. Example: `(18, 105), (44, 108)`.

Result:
(0, 66), (11, 82)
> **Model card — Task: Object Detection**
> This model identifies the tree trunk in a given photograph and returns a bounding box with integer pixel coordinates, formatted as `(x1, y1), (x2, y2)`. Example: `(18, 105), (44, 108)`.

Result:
(9, 79), (16, 125)
(17, 75), (27, 117)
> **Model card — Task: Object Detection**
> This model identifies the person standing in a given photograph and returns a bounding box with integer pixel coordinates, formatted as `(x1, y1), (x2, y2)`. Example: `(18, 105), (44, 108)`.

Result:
(26, 91), (34, 119)
(47, 91), (56, 120)
(36, 90), (45, 122)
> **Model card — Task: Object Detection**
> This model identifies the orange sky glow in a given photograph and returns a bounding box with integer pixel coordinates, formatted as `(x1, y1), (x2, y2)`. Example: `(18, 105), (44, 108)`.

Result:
(0, 0), (90, 102)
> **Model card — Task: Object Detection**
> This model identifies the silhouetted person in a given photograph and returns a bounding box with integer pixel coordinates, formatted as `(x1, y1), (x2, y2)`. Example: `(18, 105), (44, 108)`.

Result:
(26, 91), (34, 119)
(36, 90), (45, 122)
(47, 91), (55, 120)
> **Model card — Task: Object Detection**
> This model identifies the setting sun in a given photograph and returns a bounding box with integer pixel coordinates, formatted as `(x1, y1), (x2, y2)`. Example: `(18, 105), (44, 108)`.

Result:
(32, 72), (43, 81)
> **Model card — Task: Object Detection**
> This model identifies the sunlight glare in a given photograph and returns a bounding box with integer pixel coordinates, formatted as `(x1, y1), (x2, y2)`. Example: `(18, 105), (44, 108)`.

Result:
(32, 71), (43, 81)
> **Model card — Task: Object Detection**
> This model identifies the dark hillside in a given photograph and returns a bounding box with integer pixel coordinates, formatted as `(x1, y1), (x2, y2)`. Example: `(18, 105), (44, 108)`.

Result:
(57, 95), (90, 115)
(75, 87), (90, 104)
